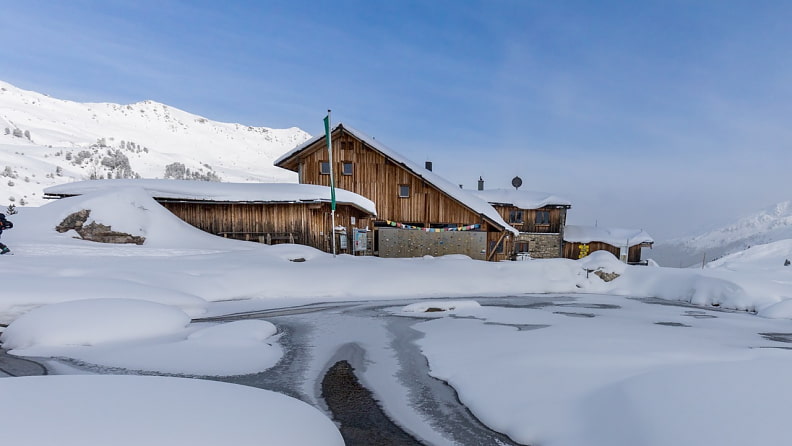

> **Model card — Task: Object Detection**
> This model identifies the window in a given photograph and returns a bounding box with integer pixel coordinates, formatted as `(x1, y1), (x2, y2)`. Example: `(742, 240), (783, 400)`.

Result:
(398, 184), (410, 198)
(319, 161), (330, 175)
(535, 211), (550, 225)
(489, 240), (504, 254)
(509, 210), (524, 223)
(342, 162), (353, 176)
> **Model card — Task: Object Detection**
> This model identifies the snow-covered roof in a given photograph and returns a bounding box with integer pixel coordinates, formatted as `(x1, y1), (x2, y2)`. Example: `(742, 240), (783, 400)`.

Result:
(275, 123), (517, 234)
(564, 225), (654, 247)
(44, 179), (377, 216)
(472, 189), (572, 209)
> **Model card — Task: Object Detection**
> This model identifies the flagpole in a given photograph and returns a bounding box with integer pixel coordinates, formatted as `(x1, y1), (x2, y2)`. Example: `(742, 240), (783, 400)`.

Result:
(325, 109), (337, 258)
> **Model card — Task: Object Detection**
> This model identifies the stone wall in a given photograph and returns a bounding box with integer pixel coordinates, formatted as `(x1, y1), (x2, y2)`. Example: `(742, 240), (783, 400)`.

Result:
(377, 227), (487, 260)
(518, 233), (563, 259)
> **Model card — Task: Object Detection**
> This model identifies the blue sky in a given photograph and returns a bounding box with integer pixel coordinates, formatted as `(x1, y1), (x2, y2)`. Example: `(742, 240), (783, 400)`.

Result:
(2, 0), (792, 240)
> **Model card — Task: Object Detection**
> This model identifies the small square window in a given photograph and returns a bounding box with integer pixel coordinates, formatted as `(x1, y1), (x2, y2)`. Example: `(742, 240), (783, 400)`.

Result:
(535, 211), (550, 225)
(342, 162), (353, 175)
(509, 210), (524, 223)
(399, 184), (410, 198)
(320, 162), (330, 175)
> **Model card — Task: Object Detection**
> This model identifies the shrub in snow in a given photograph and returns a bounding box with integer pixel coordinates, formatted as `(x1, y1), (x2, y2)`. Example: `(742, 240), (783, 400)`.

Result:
(0, 298), (191, 350)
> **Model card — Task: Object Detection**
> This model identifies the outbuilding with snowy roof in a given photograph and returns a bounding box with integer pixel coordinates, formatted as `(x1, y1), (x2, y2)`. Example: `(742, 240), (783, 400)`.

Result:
(563, 225), (654, 264)
(45, 179), (376, 255)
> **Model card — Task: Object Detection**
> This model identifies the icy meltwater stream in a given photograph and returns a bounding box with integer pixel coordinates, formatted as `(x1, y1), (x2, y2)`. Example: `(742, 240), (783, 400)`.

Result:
(5, 294), (792, 445)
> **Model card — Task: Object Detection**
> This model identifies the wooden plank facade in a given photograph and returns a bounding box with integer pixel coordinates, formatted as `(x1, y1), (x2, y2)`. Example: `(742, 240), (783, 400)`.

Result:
(276, 124), (514, 261)
(493, 206), (567, 234)
(158, 200), (372, 254)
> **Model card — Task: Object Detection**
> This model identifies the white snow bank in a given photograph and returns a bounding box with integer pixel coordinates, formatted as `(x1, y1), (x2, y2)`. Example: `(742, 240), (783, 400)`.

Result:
(0, 375), (343, 446)
(577, 250), (627, 274)
(2, 300), (283, 376)
(49, 319), (284, 376)
(1, 299), (189, 349)
(188, 319), (278, 344)
(565, 358), (792, 446)
(401, 300), (481, 314)
(0, 277), (207, 324)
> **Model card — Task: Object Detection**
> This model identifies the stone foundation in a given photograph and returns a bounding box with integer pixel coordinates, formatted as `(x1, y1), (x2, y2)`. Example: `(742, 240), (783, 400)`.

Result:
(518, 233), (562, 259)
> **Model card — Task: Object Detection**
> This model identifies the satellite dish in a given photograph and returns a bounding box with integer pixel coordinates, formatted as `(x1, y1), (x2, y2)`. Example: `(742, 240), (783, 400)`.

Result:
(511, 176), (523, 190)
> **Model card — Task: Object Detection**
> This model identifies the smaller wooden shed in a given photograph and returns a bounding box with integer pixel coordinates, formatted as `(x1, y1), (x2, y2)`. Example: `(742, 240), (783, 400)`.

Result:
(563, 225), (654, 264)
(44, 179), (377, 255)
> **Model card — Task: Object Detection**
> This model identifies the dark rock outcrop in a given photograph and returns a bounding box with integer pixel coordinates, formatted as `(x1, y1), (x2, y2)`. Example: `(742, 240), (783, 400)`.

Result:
(56, 210), (145, 245)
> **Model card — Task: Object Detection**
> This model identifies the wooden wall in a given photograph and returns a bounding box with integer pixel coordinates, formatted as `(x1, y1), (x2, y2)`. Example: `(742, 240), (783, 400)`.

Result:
(158, 200), (371, 254)
(280, 127), (512, 261)
(293, 131), (491, 227)
(491, 205), (567, 233)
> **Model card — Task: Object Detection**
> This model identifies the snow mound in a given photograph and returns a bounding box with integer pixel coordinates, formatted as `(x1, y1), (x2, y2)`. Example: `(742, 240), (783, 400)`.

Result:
(577, 250), (627, 275)
(1, 298), (190, 350)
(27, 186), (242, 249)
(188, 319), (278, 345)
(568, 359), (792, 446)
(0, 375), (343, 446)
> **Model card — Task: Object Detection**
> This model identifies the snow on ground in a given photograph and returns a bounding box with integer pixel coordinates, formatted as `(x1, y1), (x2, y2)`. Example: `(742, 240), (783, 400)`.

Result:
(3, 186), (792, 444)
(1, 299), (282, 376)
(0, 375), (343, 446)
(406, 294), (792, 446)
(0, 298), (190, 349)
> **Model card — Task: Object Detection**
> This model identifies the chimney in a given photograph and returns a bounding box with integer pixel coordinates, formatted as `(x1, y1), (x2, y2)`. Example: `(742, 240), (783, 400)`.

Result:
(425, 161), (433, 171)
(477, 176), (484, 191)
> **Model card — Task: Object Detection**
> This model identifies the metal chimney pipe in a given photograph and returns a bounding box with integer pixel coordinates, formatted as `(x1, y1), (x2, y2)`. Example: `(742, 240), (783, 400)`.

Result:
(425, 161), (433, 171)
(477, 176), (484, 191)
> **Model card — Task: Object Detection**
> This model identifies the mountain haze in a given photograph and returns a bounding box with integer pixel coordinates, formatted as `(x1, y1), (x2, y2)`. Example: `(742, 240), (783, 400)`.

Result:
(0, 80), (311, 207)
(651, 201), (792, 267)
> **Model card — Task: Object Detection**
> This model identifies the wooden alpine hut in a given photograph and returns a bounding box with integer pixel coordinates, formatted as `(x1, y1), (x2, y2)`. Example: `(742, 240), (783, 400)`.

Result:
(274, 123), (518, 261)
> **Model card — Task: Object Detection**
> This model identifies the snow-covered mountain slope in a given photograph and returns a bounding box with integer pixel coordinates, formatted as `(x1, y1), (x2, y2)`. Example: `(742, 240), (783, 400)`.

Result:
(0, 80), (311, 207)
(651, 201), (792, 267)
(705, 238), (792, 271)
